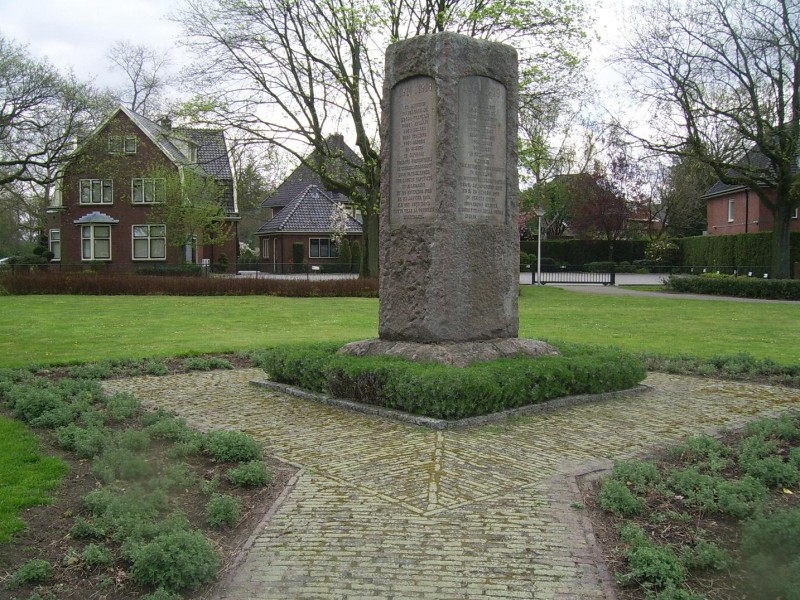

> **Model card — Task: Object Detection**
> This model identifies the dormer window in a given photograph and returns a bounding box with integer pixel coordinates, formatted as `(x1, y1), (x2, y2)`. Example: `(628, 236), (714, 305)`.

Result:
(189, 146), (198, 162)
(108, 135), (138, 154)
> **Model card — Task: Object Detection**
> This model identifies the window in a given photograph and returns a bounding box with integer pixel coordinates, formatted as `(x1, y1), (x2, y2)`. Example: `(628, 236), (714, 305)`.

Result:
(81, 225), (111, 260)
(309, 238), (338, 258)
(261, 238), (270, 259)
(727, 199), (735, 223)
(49, 229), (61, 261)
(132, 225), (166, 260)
(108, 135), (137, 153)
(132, 178), (166, 204)
(793, 207), (799, 219)
(80, 179), (113, 205)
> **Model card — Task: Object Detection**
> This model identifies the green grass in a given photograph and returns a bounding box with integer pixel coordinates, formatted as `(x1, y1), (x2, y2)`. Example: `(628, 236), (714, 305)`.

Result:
(0, 416), (68, 542)
(0, 286), (797, 368)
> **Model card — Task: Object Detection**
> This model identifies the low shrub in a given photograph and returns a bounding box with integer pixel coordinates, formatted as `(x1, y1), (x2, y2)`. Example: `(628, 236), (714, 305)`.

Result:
(607, 460), (661, 493)
(141, 588), (183, 600)
(679, 538), (733, 571)
(81, 543), (114, 568)
(740, 508), (800, 600)
(103, 392), (141, 422)
(55, 424), (108, 458)
(665, 274), (800, 300)
(616, 524), (686, 591)
(70, 517), (106, 539)
(129, 530), (220, 591)
(111, 429), (151, 452)
(4, 559), (54, 589)
(203, 430), (262, 462)
(206, 493), (241, 528)
(639, 351), (800, 387)
(260, 341), (646, 420)
(668, 435), (732, 473)
(227, 460), (272, 487)
(92, 448), (152, 483)
(598, 479), (647, 516)
(184, 356), (233, 371)
(144, 413), (197, 443)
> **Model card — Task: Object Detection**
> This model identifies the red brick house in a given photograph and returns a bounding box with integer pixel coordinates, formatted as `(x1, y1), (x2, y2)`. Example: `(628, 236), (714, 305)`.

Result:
(702, 149), (800, 235)
(257, 185), (362, 273)
(46, 105), (238, 272)
(257, 134), (363, 273)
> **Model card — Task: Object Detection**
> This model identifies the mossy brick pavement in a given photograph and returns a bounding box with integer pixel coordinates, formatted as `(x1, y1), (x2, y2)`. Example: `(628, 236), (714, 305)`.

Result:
(105, 370), (800, 599)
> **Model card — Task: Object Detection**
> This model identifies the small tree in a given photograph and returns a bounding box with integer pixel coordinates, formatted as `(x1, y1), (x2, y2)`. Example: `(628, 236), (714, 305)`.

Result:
(350, 240), (362, 275)
(147, 166), (235, 260)
(338, 238), (351, 271)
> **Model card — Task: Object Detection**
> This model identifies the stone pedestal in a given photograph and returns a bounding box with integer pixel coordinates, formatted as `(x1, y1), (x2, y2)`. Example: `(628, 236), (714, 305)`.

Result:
(379, 33), (520, 343)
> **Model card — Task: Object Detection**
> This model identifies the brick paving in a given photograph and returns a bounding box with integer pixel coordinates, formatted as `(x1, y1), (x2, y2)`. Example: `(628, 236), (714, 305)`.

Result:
(105, 370), (800, 599)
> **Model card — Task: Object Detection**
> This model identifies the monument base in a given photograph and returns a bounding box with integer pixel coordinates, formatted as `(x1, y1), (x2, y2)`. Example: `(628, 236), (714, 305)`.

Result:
(338, 338), (559, 368)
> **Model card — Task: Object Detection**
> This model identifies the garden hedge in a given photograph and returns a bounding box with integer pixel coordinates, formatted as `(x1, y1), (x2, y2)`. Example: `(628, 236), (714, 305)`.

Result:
(665, 274), (800, 300)
(257, 342), (647, 420)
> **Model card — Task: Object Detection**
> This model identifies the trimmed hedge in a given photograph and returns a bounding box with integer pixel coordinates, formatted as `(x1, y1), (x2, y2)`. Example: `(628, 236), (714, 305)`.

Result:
(258, 342), (646, 420)
(520, 239), (647, 265)
(665, 274), (800, 300)
(679, 232), (800, 273)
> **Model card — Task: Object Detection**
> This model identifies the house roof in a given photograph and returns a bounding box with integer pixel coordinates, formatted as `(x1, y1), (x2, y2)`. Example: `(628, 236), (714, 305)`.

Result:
(87, 106), (238, 215)
(702, 143), (800, 199)
(257, 185), (363, 235)
(262, 134), (362, 209)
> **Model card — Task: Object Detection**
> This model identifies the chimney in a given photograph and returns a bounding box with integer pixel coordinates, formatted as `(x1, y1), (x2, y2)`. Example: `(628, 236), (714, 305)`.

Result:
(158, 116), (172, 131)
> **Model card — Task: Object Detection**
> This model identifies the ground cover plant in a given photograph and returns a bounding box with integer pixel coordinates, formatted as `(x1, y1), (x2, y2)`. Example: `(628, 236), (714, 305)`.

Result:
(0, 366), (293, 599)
(256, 341), (647, 420)
(584, 412), (800, 600)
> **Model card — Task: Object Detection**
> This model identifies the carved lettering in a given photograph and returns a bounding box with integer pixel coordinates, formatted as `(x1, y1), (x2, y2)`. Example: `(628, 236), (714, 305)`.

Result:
(457, 76), (507, 224)
(390, 77), (436, 225)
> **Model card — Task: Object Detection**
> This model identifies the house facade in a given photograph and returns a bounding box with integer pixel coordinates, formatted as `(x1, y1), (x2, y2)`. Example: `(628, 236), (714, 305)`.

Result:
(704, 184), (800, 235)
(257, 185), (362, 273)
(46, 105), (239, 272)
(257, 134), (364, 273)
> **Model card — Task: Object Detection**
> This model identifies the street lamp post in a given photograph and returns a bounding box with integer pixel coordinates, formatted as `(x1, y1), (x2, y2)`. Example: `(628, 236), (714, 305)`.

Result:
(534, 207), (546, 285)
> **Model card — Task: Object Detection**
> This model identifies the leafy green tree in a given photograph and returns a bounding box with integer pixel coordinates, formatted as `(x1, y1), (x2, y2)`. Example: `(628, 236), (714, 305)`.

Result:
(617, 0), (800, 278)
(174, 0), (591, 277)
(147, 166), (235, 254)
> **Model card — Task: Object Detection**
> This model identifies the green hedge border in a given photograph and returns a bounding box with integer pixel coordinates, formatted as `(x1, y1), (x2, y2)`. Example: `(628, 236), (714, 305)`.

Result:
(256, 342), (647, 420)
(665, 274), (800, 300)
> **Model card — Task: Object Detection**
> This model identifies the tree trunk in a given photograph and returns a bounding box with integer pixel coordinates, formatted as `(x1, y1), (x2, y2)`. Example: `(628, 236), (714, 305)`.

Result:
(771, 201), (792, 279)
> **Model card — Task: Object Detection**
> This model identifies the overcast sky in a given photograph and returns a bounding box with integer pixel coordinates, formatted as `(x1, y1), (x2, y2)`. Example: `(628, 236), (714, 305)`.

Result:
(2, 0), (628, 92)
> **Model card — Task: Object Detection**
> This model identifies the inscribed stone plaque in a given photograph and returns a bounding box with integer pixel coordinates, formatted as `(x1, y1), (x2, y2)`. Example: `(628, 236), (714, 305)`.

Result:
(457, 76), (506, 224)
(390, 76), (436, 226)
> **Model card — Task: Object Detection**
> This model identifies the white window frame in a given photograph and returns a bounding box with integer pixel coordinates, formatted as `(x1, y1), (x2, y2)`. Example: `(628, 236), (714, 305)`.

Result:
(81, 225), (112, 261)
(132, 178), (166, 204)
(309, 237), (338, 259)
(132, 224), (167, 261)
(79, 179), (113, 205)
(792, 207), (799, 219)
(49, 229), (61, 262)
(727, 199), (735, 223)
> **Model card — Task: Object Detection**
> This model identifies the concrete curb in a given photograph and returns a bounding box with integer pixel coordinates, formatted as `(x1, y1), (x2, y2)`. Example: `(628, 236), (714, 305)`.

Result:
(250, 378), (651, 430)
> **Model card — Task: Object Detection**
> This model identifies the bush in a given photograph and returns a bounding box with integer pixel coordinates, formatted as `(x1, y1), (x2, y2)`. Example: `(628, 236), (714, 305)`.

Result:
(740, 508), (800, 600)
(129, 530), (220, 591)
(665, 274), (800, 300)
(608, 460), (661, 493)
(92, 448), (152, 483)
(4, 559), (54, 589)
(104, 392), (141, 422)
(70, 517), (106, 539)
(206, 493), (241, 528)
(55, 424), (108, 459)
(144, 413), (198, 443)
(617, 524), (686, 590)
(184, 356), (233, 371)
(227, 460), (272, 487)
(260, 341), (646, 420)
(679, 538), (733, 571)
(81, 543), (114, 568)
(599, 479), (647, 516)
(141, 589), (183, 600)
(203, 430), (262, 462)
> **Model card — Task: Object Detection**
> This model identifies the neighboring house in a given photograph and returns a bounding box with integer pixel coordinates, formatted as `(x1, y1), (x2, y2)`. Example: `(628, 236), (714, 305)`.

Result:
(702, 148), (800, 235)
(257, 134), (364, 272)
(257, 184), (362, 273)
(46, 105), (238, 271)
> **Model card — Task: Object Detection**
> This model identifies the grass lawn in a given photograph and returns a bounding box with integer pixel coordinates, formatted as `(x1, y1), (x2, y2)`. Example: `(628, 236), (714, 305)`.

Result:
(0, 286), (797, 368)
(0, 416), (68, 542)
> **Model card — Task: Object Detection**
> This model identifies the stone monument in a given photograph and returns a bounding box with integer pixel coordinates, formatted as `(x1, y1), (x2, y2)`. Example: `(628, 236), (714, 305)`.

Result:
(341, 32), (558, 366)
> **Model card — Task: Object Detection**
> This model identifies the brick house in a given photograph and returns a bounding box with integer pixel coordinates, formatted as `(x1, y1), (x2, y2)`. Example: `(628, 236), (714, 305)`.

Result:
(702, 148), (800, 235)
(257, 184), (362, 273)
(257, 134), (363, 273)
(46, 105), (238, 272)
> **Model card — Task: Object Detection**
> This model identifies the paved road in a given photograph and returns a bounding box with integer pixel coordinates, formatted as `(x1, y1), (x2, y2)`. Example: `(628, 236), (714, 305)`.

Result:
(106, 370), (800, 599)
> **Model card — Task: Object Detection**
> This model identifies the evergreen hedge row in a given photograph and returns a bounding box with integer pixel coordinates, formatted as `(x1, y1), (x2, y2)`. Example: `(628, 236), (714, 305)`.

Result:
(679, 232), (800, 272)
(665, 274), (800, 300)
(520, 239), (648, 265)
(257, 342), (647, 420)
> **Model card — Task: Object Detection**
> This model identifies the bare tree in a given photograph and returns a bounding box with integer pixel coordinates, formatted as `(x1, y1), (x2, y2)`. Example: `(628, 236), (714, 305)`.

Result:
(0, 35), (101, 187)
(107, 41), (172, 117)
(173, 0), (590, 277)
(617, 0), (800, 278)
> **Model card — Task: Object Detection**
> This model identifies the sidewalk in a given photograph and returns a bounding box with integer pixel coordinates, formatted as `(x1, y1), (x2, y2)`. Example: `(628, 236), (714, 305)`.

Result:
(105, 370), (800, 599)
